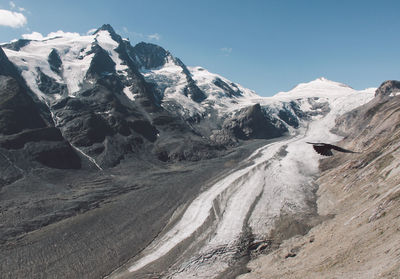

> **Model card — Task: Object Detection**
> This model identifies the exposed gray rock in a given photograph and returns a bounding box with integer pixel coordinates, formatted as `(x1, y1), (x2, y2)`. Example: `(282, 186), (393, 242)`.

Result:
(0, 47), (26, 85)
(0, 76), (47, 135)
(223, 103), (288, 140)
(374, 80), (400, 97)
(48, 48), (63, 75)
(1, 39), (31, 51)
(85, 44), (116, 79)
(37, 68), (67, 95)
(132, 42), (170, 69)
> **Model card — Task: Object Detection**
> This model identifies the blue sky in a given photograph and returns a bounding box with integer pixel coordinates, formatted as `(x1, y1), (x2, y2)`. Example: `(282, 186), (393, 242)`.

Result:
(0, 0), (399, 96)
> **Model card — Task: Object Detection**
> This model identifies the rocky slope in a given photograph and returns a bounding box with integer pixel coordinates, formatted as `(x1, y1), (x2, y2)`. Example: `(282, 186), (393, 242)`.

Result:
(238, 81), (400, 279)
(0, 24), (303, 170)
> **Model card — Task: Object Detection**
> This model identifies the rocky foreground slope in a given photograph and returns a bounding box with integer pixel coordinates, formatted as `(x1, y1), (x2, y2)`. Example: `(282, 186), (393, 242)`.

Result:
(239, 81), (400, 279)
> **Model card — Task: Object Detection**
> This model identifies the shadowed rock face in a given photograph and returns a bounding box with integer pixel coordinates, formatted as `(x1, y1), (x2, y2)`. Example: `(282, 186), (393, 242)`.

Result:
(86, 44), (117, 79)
(132, 42), (170, 69)
(0, 47), (26, 85)
(0, 76), (47, 135)
(1, 39), (31, 51)
(224, 103), (288, 140)
(48, 49), (63, 75)
(0, 76), (81, 173)
(37, 69), (68, 96)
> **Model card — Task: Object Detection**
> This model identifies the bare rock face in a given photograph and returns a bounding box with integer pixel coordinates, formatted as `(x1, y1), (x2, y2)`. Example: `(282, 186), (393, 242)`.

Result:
(0, 47), (24, 83)
(132, 42), (170, 69)
(223, 103), (287, 140)
(374, 80), (400, 97)
(0, 76), (47, 135)
(0, 76), (81, 187)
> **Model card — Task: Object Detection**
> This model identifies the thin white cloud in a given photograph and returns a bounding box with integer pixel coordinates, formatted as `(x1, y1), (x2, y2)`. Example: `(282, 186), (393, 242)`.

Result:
(0, 9), (27, 28)
(9, 2), (26, 12)
(122, 27), (161, 42)
(22, 31), (44, 40)
(122, 27), (144, 40)
(47, 30), (80, 38)
(21, 30), (80, 41)
(147, 33), (161, 41)
(86, 28), (97, 35)
(221, 47), (233, 55)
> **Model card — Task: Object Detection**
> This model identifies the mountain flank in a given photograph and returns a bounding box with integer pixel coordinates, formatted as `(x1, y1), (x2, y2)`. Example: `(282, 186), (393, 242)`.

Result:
(239, 81), (400, 279)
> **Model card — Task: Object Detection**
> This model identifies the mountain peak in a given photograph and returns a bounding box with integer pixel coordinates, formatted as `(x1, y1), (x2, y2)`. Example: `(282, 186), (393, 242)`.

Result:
(304, 77), (353, 89)
(274, 77), (355, 98)
(95, 24), (116, 34)
(94, 24), (122, 43)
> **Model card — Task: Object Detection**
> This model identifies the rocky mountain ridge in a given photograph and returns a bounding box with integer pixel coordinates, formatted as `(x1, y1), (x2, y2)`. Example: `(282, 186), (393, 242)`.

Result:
(0, 24), (310, 170)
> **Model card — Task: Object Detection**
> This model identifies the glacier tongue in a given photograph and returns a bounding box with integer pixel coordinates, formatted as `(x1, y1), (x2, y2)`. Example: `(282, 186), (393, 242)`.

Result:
(107, 86), (375, 279)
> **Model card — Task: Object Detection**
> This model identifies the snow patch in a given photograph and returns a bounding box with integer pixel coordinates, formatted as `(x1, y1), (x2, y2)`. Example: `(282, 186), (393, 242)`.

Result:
(123, 86), (136, 101)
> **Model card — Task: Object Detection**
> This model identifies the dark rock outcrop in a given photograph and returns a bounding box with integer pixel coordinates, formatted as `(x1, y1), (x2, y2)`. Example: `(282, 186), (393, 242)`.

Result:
(37, 69), (67, 95)
(1, 39), (31, 51)
(224, 103), (288, 140)
(48, 49), (63, 75)
(0, 47), (26, 85)
(0, 76), (47, 135)
(374, 80), (400, 98)
(132, 42), (170, 69)
(213, 77), (242, 98)
(86, 45), (116, 79)
(0, 75), (81, 172)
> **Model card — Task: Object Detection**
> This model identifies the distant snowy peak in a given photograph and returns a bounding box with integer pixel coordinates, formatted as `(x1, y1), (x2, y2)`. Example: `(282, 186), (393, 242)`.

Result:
(274, 77), (358, 98)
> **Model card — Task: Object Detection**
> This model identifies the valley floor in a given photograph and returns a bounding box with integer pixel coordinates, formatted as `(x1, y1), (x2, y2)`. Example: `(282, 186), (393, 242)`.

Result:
(0, 139), (267, 279)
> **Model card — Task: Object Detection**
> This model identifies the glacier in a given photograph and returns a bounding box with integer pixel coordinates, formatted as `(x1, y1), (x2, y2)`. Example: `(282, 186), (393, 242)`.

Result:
(108, 79), (375, 278)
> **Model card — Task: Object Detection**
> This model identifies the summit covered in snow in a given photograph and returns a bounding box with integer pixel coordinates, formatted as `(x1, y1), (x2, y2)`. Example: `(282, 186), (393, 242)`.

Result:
(0, 24), (375, 168)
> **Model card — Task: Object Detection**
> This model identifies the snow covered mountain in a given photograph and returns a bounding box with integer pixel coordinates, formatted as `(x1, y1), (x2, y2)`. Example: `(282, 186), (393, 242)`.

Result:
(0, 24), (375, 171)
(1, 24), (383, 279)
